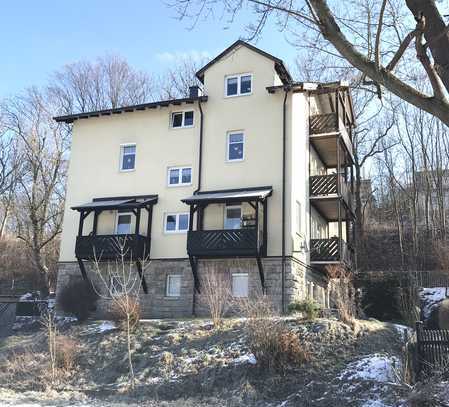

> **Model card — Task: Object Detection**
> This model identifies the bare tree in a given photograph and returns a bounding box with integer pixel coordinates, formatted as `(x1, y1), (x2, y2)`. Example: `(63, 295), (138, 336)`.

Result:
(157, 55), (205, 99)
(48, 55), (156, 115)
(170, 0), (449, 127)
(92, 238), (149, 389)
(2, 88), (69, 293)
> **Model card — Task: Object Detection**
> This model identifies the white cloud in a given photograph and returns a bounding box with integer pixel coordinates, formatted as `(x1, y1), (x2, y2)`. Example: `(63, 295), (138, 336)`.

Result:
(155, 50), (212, 63)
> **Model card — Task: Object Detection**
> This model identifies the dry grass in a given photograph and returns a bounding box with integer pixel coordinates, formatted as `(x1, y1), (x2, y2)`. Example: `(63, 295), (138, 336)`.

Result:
(109, 295), (141, 332)
(238, 296), (311, 372)
(327, 265), (357, 328)
(200, 267), (232, 328)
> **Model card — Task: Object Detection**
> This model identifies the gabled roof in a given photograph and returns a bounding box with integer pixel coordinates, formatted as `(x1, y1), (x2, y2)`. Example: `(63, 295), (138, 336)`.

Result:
(196, 40), (292, 85)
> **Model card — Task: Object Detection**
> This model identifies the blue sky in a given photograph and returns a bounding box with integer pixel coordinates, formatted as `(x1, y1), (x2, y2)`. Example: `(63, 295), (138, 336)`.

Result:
(0, 1), (296, 99)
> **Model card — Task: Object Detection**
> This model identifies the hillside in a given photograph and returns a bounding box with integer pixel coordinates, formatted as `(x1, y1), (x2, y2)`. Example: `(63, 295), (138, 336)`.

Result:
(0, 316), (419, 407)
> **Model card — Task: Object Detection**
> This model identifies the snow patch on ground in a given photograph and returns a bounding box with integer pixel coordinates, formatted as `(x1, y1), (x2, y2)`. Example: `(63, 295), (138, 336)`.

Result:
(338, 354), (400, 383)
(83, 320), (116, 335)
(420, 287), (447, 319)
(233, 353), (257, 365)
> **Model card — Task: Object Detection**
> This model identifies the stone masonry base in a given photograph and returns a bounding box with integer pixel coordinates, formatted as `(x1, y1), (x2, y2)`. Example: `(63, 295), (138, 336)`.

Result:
(56, 257), (329, 319)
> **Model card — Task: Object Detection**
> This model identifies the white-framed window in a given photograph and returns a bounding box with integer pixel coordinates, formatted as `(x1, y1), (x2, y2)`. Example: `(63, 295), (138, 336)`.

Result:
(166, 274), (182, 297)
(120, 144), (136, 171)
(164, 212), (190, 233)
(227, 132), (244, 161)
(167, 166), (192, 186)
(225, 73), (252, 97)
(296, 201), (302, 235)
(224, 205), (242, 230)
(232, 273), (249, 297)
(116, 212), (133, 235)
(171, 111), (194, 128)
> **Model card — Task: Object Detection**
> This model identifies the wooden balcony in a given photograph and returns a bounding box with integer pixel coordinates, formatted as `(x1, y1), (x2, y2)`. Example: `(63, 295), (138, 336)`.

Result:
(310, 174), (351, 205)
(75, 234), (148, 261)
(310, 237), (353, 266)
(187, 228), (261, 257)
(309, 113), (354, 166)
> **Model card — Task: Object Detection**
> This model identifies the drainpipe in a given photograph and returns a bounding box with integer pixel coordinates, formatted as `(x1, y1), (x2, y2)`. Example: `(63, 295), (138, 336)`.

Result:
(192, 97), (204, 317)
(195, 98), (204, 194)
(281, 88), (289, 313)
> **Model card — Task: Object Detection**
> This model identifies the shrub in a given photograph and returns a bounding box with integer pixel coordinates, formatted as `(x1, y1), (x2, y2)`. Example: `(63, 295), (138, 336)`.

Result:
(58, 280), (98, 321)
(288, 299), (321, 320)
(200, 267), (232, 328)
(55, 335), (79, 370)
(109, 295), (140, 331)
(240, 296), (310, 372)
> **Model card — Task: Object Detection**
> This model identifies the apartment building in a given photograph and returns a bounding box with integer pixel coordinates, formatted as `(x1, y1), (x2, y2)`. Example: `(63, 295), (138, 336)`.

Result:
(54, 40), (356, 318)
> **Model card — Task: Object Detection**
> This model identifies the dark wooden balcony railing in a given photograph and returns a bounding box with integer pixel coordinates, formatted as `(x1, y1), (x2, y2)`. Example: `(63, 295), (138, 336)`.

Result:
(187, 228), (260, 257)
(310, 174), (351, 205)
(75, 234), (148, 260)
(310, 113), (354, 159)
(310, 113), (339, 135)
(310, 237), (353, 265)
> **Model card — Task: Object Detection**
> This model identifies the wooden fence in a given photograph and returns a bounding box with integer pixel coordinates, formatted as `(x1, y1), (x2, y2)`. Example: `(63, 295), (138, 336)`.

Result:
(416, 321), (449, 377)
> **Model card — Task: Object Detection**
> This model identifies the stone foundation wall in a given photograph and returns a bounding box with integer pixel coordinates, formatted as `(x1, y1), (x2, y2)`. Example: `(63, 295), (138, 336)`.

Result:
(56, 257), (327, 319)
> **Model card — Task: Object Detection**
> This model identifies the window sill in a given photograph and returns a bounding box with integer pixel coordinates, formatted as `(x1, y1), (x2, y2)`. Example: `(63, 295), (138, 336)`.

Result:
(167, 183), (193, 188)
(170, 125), (194, 130)
(164, 296), (181, 300)
(224, 92), (252, 98)
(119, 169), (136, 173)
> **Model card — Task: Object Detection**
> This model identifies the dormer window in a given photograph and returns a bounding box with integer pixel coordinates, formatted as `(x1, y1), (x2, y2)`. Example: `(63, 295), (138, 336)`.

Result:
(225, 74), (252, 97)
(171, 111), (194, 128)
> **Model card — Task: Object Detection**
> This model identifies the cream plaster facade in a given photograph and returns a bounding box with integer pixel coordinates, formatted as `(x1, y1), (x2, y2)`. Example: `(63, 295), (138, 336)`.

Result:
(56, 41), (355, 318)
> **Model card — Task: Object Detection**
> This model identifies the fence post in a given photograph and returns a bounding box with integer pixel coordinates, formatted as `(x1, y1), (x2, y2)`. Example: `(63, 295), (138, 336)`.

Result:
(416, 321), (423, 378)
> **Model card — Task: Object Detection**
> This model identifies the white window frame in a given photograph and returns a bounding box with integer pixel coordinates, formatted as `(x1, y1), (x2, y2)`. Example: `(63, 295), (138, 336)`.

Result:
(225, 73), (253, 97)
(224, 205), (242, 230)
(164, 212), (190, 234)
(167, 166), (193, 187)
(232, 272), (249, 298)
(170, 110), (194, 129)
(226, 131), (245, 162)
(119, 143), (136, 172)
(115, 212), (133, 235)
(166, 274), (182, 297)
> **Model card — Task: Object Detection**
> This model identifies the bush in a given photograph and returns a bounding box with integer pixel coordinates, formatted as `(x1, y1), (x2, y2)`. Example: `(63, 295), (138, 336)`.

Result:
(288, 299), (321, 320)
(240, 297), (311, 372)
(109, 295), (140, 331)
(58, 280), (98, 321)
(55, 336), (79, 370)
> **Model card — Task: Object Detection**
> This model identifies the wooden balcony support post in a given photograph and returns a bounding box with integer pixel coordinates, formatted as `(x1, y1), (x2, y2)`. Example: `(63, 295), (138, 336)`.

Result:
(92, 211), (99, 236)
(336, 134), (341, 196)
(135, 208), (141, 235)
(78, 210), (91, 237)
(263, 198), (268, 256)
(338, 200), (342, 261)
(146, 205), (153, 256)
(255, 200), (259, 247)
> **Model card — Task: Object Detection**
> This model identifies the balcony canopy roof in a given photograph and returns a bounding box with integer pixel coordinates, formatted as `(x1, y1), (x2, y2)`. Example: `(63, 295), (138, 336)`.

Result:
(72, 195), (158, 212)
(182, 186), (273, 205)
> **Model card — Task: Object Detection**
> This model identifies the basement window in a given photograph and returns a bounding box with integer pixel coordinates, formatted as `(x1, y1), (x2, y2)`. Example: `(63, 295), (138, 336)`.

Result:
(166, 275), (182, 297)
(232, 273), (248, 297)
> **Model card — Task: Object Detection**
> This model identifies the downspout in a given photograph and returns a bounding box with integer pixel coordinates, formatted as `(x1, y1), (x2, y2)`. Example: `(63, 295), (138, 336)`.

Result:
(195, 98), (204, 194)
(281, 88), (289, 314)
(192, 97), (204, 316)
